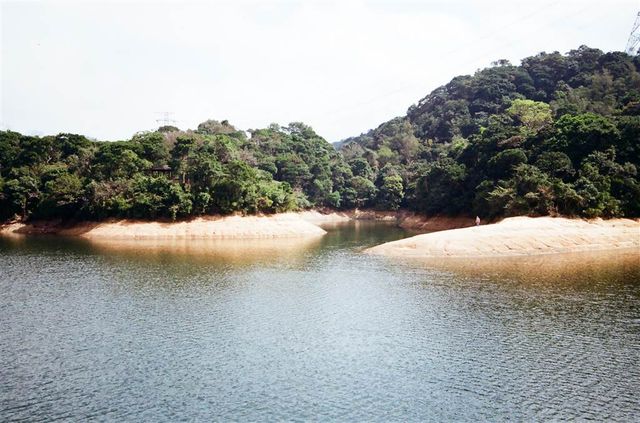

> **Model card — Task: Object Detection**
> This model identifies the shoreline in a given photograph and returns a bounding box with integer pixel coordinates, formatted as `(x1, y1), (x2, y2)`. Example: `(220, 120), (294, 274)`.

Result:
(365, 216), (640, 258)
(0, 212), (335, 240)
(2, 213), (639, 259)
(0, 210), (472, 240)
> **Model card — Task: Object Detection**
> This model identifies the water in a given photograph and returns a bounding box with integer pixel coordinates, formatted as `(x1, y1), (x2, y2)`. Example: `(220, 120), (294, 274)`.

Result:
(1, 221), (639, 421)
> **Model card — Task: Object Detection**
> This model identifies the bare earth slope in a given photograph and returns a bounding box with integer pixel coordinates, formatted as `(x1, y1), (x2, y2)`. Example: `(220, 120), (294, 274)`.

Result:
(366, 216), (640, 258)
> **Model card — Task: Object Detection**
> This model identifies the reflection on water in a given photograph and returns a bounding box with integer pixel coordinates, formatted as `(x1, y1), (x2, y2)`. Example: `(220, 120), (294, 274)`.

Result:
(85, 236), (324, 266)
(1, 222), (639, 421)
(396, 248), (640, 287)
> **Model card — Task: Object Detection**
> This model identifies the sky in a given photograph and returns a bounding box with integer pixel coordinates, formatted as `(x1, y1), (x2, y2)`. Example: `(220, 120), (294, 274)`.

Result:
(1, 0), (639, 142)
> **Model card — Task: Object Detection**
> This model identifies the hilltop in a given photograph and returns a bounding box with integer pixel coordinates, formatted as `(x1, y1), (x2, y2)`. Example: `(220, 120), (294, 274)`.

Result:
(1, 46), (639, 223)
(339, 46), (640, 218)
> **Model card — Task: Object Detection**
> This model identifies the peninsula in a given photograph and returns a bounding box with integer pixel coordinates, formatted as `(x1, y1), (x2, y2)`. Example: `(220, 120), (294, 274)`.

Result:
(366, 216), (640, 258)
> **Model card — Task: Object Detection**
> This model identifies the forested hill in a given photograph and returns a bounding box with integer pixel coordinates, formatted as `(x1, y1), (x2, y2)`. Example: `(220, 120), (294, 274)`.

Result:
(340, 46), (640, 218)
(0, 122), (359, 221)
(1, 46), (639, 222)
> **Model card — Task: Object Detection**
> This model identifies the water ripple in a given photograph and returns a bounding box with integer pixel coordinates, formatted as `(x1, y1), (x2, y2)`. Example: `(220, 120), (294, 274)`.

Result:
(1, 226), (639, 421)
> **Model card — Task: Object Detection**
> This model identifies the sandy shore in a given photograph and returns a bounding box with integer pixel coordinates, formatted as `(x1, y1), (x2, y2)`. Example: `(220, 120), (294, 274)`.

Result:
(0, 210), (458, 240)
(366, 216), (640, 258)
(0, 213), (332, 239)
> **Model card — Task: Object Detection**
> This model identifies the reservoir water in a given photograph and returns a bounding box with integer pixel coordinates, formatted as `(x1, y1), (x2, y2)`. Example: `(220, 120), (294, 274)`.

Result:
(1, 222), (639, 421)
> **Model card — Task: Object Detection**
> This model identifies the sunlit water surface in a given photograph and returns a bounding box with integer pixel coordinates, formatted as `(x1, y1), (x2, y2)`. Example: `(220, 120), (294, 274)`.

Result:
(1, 221), (639, 421)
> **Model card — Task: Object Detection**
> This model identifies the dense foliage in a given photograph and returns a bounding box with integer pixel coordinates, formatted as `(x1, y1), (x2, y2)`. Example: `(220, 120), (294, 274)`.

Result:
(339, 46), (640, 218)
(0, 121), (373, 221)
(1, 46), (638, 222)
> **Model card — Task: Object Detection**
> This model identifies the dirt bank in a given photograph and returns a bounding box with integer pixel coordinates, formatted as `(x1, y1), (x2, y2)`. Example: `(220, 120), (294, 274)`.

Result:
(365, 216), (640, 258)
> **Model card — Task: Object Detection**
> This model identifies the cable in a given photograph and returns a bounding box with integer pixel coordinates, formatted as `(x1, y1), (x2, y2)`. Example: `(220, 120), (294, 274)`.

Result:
(322, 0), (598, 129)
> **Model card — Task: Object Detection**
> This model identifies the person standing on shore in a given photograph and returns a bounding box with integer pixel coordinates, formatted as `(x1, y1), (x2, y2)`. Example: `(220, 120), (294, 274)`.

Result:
(475, 216), (481, 226)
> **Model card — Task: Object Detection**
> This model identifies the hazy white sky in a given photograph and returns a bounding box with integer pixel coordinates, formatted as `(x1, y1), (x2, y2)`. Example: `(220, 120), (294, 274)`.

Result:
(1, 0), (639, 141)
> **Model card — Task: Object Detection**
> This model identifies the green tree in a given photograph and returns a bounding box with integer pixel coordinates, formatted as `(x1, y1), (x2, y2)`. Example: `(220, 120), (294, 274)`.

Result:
(3, 171), (40, 220)
(132, 132), (170, 165)
(553, 113), (619, 162)
(507, 99), (552, 136)
(348, 157), (374, 180)
(0, 131), (21, 175)
(348, 176), (377, 208)
(534, 151), (574, 179)
(377, 173), (404, 210)
(39, 173), (84, 217)
(488, 148), (528, 178)
(416, 159), (468, 214)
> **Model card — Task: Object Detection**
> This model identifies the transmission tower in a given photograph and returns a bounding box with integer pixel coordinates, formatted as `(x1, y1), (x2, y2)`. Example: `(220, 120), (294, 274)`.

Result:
(626, 11), (640, 55)
(155, 111), (177, 127)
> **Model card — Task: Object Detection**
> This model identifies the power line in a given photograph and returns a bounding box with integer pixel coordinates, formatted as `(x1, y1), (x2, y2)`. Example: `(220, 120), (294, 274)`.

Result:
(324, 0), (604, 130)
(322, 1), (573, 124)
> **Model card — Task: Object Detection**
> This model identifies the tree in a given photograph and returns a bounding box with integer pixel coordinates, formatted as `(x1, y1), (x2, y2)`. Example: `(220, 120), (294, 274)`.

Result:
(275, 154), (312, 189)
(157, 125), (179, 133)
(475, 165), (555, 217)
(3, 170), (40, 220)
(553, 113), (619, 162)
(521, 51), (570, 100)
(617, 116), (640, 166)
(507, 99), (552, 136)
(85, 179), (133, 218)
(348, 157), (374, 180)
(40, 173), (84, 217)
(196, 119), (244, 139)
(132, 132), (170, 165)
(92, 142), (150, 180)
(0, 131), (21, 175)
(377, 173), (404, 210)
(488, 148), (528, 178)
(129, 176), (193, 220)
(348, 176), (377, 208)
(15, 135), (55, 167)
(55, 134), (92, 159)
(416, 159), (468, 214)
(534, 151), (574, 179)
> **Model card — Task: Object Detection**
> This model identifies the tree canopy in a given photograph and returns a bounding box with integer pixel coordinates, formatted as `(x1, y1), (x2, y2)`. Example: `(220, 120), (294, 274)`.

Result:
(1, 46), (638, 222)
(339, 46), (640, 218)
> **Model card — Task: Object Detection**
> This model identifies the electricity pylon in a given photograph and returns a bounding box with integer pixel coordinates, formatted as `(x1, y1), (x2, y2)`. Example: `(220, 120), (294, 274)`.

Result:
(626, 12), (640, 55)
(155, 111), (177, 127)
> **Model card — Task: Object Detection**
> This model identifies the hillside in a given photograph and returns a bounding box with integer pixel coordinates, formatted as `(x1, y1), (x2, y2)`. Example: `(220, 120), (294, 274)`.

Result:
(1, 46), (639, 222)
(339, 46), (640, 218)
(0, 121), (360, 221)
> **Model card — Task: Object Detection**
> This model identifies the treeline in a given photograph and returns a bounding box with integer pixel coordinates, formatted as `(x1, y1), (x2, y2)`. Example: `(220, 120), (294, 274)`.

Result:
(340, 46), (640, 218)
(0, 120), (401, 221)
(1, 46), (639, 222)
